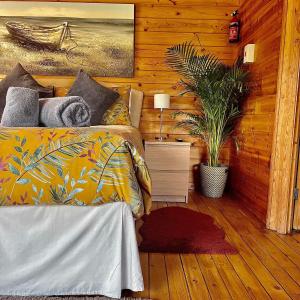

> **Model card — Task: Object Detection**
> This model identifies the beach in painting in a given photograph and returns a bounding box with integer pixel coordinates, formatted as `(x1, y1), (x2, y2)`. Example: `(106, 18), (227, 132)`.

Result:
(0, 16), (134, 77)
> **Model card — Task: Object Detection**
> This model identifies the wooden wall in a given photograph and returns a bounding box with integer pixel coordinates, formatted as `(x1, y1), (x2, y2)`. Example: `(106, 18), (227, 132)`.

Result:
(228, 0), (284, 221)
(0, 0), (289, 220)
(0, 0), (238, 187)
(1, 0), (288, 218)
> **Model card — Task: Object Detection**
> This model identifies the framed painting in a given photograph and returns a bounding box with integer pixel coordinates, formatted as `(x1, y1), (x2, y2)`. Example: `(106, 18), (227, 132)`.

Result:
(0, 2), (134, 77)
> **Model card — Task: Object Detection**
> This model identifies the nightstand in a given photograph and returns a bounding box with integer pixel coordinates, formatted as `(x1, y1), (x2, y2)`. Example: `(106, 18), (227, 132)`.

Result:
(145, 141), (191, 202)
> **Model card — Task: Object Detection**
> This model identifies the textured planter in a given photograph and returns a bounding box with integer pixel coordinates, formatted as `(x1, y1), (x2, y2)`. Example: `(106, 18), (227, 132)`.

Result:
(200, 163), (229, 198)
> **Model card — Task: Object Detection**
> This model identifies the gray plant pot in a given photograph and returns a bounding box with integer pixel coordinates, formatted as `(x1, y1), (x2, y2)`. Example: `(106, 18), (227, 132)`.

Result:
(200, 163), (229, 198)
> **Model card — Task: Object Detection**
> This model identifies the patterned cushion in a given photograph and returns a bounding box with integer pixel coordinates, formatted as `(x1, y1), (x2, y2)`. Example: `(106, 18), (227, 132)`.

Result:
(102, 86), (131, 126)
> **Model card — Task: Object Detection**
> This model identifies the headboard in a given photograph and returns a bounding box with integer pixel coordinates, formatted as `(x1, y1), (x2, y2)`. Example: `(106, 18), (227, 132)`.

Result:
(129, 89), (143, 128)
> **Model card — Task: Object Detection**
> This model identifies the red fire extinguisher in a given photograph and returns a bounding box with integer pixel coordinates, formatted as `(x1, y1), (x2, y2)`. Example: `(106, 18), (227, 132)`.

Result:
(229, 10), (240, 43)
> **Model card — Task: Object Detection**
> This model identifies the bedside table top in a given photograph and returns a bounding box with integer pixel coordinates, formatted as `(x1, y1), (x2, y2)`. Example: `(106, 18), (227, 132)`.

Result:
(145, 140), (191, 146)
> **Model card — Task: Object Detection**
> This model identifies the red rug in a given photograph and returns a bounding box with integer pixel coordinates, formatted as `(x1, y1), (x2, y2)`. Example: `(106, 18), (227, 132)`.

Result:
(139, 207), (237, 254)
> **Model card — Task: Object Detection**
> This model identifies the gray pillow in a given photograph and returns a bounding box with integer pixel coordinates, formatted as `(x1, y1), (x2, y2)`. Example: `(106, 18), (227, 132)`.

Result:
(0, 63), (54, 120)
(1, 87), (39, 127)
(67, 69), (119, 125)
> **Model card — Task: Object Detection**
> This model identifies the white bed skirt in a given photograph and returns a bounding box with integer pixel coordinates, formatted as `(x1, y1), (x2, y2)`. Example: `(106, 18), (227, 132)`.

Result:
(0, 203), (143, 299)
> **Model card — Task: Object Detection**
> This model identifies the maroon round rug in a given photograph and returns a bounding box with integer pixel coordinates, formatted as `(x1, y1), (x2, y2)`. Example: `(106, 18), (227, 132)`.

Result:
(139, 206), (237, 254)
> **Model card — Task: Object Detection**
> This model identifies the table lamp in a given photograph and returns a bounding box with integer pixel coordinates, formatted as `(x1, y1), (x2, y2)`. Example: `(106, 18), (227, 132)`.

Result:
(154, 93), (170, 141)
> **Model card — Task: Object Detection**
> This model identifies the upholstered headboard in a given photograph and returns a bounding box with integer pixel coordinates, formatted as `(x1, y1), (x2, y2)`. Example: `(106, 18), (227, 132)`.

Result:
(129, 88), (143, 128)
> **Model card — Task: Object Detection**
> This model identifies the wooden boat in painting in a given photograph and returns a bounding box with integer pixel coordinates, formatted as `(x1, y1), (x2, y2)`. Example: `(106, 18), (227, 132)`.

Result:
(5, 21), (69, 50)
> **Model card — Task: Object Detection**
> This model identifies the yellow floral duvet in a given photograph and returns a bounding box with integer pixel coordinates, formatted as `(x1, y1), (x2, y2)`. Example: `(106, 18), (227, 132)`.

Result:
(0, 126), (151, 218)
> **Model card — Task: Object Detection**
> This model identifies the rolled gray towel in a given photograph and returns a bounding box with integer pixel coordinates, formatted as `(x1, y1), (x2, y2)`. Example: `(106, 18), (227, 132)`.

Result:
(39, 96), (91, 127)
(1, 86), (39, 127)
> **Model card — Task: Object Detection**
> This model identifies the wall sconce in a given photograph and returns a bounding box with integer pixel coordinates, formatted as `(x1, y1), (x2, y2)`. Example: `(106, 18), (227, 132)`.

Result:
(243, 44), (256, 63)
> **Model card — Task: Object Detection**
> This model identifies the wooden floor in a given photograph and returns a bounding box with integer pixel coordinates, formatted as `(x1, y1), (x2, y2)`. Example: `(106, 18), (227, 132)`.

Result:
(130, 191), (300, 300)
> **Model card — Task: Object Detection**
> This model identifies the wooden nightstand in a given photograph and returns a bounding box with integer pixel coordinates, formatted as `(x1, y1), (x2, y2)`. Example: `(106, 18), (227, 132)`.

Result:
(145, 141), (191, 202)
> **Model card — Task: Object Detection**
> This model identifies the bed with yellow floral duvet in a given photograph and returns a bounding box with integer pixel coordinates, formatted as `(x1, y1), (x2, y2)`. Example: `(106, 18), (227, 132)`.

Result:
(0, 125), (152, 218)
(0, 125), (150, 298)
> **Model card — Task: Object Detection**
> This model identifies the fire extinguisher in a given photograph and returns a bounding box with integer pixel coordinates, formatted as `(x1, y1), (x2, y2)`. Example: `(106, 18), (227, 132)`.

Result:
(229, 10), (240, 43)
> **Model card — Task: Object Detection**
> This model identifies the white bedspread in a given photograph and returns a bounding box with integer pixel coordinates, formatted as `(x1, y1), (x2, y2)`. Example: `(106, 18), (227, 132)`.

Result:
(0, 203), (143, 299)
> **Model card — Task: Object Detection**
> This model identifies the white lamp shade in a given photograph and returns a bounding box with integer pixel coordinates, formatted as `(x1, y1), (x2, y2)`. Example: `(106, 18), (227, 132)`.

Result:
(154, 94), (170, 109)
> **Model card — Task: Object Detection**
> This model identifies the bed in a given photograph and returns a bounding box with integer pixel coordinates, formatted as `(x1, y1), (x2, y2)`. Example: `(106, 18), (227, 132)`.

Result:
(0, 89), (151, 298)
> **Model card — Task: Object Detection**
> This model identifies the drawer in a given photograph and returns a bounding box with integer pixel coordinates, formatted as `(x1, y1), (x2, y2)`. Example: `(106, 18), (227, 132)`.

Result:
(145, 144), (190, 171)
(150, 170), (189, 196)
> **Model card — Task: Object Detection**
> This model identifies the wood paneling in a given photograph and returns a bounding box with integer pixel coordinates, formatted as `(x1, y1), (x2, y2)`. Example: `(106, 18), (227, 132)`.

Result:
(228, 0), (284, 222)
(267, 0), (300, 234)
(0, 0), (238, 187)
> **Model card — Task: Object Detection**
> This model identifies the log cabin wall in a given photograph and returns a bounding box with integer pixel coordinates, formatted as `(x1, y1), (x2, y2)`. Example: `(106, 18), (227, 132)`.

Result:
(228, 0), (284, 221)
(0, 0), (238, 187)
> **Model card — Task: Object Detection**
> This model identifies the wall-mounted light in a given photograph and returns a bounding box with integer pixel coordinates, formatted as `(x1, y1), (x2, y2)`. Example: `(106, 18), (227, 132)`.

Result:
(243, 44), (256, 63)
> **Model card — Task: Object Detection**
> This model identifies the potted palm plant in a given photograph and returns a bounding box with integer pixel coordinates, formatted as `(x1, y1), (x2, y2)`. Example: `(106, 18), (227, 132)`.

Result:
(166, 42), (248, 198)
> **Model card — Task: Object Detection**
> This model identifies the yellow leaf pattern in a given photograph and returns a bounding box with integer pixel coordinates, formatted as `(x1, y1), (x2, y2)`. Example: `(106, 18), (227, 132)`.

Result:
(0, 127), (152, 218)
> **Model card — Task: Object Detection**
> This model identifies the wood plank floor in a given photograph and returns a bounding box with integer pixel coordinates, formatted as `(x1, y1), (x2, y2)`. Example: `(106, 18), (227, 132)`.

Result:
(130, 191), (300, 300)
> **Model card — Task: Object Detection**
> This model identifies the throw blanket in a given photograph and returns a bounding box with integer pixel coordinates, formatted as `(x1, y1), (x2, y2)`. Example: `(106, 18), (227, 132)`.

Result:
(39, 96), (91, 127)
(0, 126), (151, 218)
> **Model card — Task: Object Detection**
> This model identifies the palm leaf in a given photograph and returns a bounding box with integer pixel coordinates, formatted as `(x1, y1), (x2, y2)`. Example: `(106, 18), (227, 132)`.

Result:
(166, 42), (222, 85)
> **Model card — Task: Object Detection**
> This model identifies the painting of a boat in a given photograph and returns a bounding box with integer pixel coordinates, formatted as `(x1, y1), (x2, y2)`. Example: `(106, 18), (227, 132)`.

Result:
(5, 21), (69, 50)
(0, 1), (134, 77)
